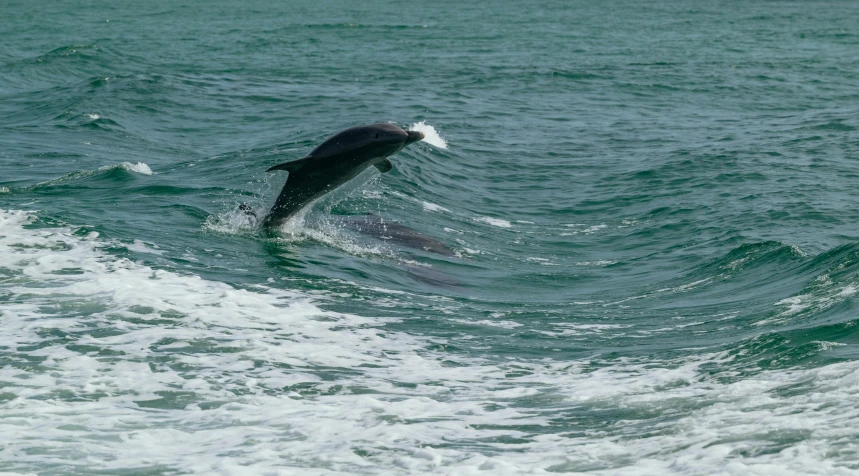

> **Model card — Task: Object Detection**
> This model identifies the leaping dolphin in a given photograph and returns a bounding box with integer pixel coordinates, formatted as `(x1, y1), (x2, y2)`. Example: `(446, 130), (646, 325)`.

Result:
(263, 123), (424, 229)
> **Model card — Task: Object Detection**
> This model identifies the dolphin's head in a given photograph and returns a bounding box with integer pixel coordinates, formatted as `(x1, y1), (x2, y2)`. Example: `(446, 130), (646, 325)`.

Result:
(370, 124), (409, 145)
(405, 130), (425, 145)
(360, 123), (424, 157)
(366, 123), (423, 146)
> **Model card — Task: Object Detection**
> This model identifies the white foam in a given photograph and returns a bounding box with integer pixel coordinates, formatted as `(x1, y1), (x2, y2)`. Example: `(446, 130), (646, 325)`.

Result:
(525, 256), (557, 266)
(205, 201), (410, 262)
(118, 161), (153, 175)
(96, 161), (152, 175)
(768, 282), (859, 325)
(472, 319), (523, 329)
(124, 239), (165, 255)
(421, 201), (450, 213)
(561, 223), (609, 236)
(575, 260), (618, 266)
(0, 209), (441, 471)
(655, 278), (713, 294)
(409, 121), (448, 149)
(474, 216), (512, 228)
(274, 206), (400, 259)
(4, 209), (859, 473)
(33, 162), (154, 188)
(583, 224), (607, 233)
(0, 186), (9, 193)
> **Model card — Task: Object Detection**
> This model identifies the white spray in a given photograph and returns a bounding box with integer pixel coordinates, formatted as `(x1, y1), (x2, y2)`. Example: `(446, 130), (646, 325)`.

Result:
(409, 121), (448, 149)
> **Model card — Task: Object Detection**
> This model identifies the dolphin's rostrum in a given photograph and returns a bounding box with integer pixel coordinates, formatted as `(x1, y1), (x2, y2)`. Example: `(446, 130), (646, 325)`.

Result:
(263, 123), (424, 229)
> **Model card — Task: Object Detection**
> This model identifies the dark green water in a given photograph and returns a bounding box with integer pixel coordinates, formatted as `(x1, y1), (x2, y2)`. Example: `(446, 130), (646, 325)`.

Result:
(3, 0), (859, 473)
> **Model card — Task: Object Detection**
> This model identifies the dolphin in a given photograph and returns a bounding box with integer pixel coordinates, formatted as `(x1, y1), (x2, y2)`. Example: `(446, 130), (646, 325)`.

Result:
(263, 123), (424, 229)
(332, 214), (456, 257)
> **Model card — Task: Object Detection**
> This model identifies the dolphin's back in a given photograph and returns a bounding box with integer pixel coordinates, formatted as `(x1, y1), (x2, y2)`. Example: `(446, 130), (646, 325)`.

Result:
(309, 126), (375, 159)
(309, 123), (405, 160)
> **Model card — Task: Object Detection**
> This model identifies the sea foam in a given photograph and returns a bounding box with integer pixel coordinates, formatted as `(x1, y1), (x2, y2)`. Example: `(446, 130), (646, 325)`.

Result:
(409, 121), (448, 149)
(118, 161), (153, 175)
(4, 210), (859, 474)
(474, 215), (513, 228)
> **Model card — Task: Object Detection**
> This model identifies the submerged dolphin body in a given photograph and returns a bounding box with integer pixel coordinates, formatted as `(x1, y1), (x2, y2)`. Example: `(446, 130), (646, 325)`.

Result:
(332, 214), (456, 257)
(263, 123), (424, 229)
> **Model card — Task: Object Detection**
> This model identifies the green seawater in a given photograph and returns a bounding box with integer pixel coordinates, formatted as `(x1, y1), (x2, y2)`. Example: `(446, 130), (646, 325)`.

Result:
(3, 0), (859, 474)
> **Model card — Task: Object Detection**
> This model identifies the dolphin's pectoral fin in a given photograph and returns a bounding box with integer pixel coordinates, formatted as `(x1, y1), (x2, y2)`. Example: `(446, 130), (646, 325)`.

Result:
(266, 156), (313, 173)
(374, 159), (393, 173)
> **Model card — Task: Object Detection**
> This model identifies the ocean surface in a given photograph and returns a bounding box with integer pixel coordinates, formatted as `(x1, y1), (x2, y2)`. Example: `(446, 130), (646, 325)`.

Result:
(3, 0), (859, 474)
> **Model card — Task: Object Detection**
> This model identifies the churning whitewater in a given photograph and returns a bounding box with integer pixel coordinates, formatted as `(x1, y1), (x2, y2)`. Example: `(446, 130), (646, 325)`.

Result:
(7, 209), (859, 474)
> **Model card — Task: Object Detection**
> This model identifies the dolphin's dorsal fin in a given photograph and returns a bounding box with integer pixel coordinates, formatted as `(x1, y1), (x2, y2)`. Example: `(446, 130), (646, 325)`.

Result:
(374, 159), (393, 173)
(266, 156), (313, 173)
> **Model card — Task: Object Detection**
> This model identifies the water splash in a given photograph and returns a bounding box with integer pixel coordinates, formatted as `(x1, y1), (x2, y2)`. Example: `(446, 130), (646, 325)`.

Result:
(115, 162), (153, 175)
(409, 121), (448, 149)
(202, 205), (260, 234)
(31, 162), (154, 188)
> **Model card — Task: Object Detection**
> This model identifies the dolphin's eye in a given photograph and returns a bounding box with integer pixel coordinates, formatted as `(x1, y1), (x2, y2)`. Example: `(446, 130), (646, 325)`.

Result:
(374, 134), (379, 139)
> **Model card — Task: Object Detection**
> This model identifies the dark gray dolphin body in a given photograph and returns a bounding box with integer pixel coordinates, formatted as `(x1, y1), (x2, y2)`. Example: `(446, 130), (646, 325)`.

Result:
(263, 123), (424, 229)
(333, 214), (456, 257)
